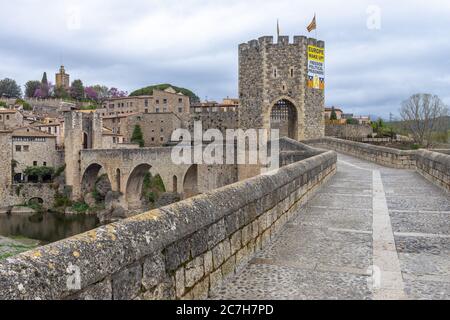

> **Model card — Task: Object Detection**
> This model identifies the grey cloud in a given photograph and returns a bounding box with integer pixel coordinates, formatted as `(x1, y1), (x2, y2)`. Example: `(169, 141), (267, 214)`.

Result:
(1, 0), (449, 118)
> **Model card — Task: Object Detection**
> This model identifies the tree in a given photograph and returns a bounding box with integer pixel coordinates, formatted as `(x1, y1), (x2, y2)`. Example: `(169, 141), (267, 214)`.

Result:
(90, 85), (110, 104)
(399, 94), (449, 147)
(70, 79), (85, 100)
(346, 118), (358, 125)
(84, 86), (98, 101)
(131, 125), (145, 147)
(54, 86), (69, 99)
(108, 87), (128, 98)
(0, 78), (22, 98)
(40, 72), (49, 98)
(330, 107), (337, 120)
(25, 80), (41, 98)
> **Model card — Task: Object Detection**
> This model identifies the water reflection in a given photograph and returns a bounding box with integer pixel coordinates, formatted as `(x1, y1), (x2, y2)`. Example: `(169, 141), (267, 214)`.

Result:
(0, 212), (100, 244)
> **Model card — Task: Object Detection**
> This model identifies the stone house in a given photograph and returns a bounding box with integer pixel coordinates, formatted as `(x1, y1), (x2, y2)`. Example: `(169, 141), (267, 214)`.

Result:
(0, 109), (24, 130)
(102, 112), (183, 146)
(11, 127), (60, 183)
(98, 87), (190, 119)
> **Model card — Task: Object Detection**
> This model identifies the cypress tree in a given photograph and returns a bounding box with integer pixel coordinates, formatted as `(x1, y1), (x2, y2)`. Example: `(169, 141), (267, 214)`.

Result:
(131, 125), (145, 147)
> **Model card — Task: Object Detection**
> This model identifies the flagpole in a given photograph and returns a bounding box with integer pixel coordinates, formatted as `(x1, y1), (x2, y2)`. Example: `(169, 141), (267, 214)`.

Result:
(315, 13), (318, 40)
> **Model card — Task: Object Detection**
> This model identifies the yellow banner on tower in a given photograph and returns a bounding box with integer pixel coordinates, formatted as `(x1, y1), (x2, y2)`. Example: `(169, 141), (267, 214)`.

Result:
(307, 45), (325, 90)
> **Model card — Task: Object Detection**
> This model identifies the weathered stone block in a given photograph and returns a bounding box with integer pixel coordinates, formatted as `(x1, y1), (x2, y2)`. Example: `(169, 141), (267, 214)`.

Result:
(191, 276), (209, 300)
(190, 228), (208, 257)
(207, 219), (226, 249)
(221, 255), (236, 279)
(175, 267), (185, 298)
(225, 212), (239, 236)
(185, 256), (204, 288)
(212, 242), (226, 269)
(165, 239), (191, 272)
(112, 264), (142, 300)
(204, 250), (213, 274)
(209, 268), (223, 291)
(72, 278), (112, 300)
(241, 224), (252, 245)
(142, 253), (165, 290)
(143, 277), (175, 300)
(230, 231), (242, 255)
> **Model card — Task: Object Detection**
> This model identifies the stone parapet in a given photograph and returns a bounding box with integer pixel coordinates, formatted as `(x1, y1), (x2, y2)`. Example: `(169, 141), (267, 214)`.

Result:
(0, 148), (337, 300)
(305, 137), (450, 193)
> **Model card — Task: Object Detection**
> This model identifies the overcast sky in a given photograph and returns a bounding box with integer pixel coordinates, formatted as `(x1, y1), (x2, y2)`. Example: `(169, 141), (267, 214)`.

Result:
(1, 0), (449, 118)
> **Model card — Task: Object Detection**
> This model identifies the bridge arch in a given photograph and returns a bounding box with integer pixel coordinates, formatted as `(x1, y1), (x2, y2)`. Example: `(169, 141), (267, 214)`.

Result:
(81, 163), (112, 196)
(183, 164), (199, 199)
(269, 98), (298, 140)
(125, 163), (167, 210)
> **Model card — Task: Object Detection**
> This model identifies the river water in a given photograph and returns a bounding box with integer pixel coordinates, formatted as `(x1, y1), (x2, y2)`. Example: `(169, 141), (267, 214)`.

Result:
(0, 211), (100, 244)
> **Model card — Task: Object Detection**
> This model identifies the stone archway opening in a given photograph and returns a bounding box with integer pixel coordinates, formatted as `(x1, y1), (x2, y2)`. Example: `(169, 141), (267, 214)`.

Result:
(126, 164), (166, 210)
(81, 163), (112, 201)
(183, 165), (198, 199)
(270, 99), (298, 139)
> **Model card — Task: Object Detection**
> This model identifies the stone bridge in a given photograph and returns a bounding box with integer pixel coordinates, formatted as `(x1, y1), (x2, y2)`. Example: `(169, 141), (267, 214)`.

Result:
(0, 138), (449, 300)
(78, 147), (193, 209)
(75, 146), (238, 210)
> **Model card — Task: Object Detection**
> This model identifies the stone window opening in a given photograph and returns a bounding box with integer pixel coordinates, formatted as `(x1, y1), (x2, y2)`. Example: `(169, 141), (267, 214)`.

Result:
(33, 161), (37, 166)
(273, 68), (277, 78)
(24, 145), (29, 152)
(290, 67), (294, 78)
(15, 145), (22, 152)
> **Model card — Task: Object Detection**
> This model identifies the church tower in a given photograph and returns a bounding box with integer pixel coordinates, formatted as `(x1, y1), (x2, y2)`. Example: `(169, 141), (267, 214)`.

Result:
(55, 65), (70, 90)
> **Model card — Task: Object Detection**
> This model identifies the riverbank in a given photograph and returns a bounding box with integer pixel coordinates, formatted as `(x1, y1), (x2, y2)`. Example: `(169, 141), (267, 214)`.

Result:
(0, 235), (39, 260)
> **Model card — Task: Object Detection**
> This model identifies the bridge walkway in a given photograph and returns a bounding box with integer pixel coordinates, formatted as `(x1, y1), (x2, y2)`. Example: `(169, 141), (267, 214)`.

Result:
(211, 152), (450, 300)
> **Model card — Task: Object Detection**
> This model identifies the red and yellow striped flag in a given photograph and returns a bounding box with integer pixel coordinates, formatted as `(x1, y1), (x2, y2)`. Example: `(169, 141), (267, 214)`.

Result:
(307, 14), (316, 32)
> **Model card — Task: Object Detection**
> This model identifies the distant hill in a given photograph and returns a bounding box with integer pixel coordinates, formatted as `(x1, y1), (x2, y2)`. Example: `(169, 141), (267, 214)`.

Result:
(129, 84), (200, 103)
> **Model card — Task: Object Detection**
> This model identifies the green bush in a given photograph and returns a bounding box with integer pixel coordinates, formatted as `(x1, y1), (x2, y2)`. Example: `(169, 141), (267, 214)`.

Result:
(80, 104), (97, 110)
(346, 118), (359, 125)
(54, 164), (66, 178)
(54, 192), (72, 208)
(0, 101), (7, 107)
(22, 102), (32, 111)
(71, 202), (89, 214)
(24, 166), (55, 181)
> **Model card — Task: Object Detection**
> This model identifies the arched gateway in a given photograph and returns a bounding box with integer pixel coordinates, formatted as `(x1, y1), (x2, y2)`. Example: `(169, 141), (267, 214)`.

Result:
(270, 99), (298, 139)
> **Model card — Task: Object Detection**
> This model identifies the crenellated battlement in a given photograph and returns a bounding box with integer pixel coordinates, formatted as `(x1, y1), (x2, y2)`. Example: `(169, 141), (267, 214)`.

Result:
(239, 35), (324, 51)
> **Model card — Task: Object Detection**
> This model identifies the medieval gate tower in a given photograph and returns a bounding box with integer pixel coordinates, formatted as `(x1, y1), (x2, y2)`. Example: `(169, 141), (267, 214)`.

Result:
(238, 35), (325, 140)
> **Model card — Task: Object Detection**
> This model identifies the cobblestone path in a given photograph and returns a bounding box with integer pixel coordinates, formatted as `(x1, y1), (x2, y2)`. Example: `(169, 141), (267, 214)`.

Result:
(211, 153), (450, 300)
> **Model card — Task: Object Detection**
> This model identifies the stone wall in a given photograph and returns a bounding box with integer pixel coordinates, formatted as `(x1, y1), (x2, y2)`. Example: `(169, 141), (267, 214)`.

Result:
(415, 150), (450, 192)
(0, 147), (337, 300)
(10, 183), (56, 209)
(325, 124), (373, 139)
(189, 109), (239, 134)
(306, 137), (450, 193)
(307, 137), (416, 169)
